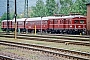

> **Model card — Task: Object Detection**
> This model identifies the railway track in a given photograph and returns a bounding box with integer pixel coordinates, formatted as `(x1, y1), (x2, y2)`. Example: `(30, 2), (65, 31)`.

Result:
(0, 40), (90, 60)
(1, 33), (90, 41)
(0, 55), (15, 60)
(0, 34), (90, 46)
(49, 34), (90, 38)
(20, 34), (90, 42)
(0, 32), (90, 38)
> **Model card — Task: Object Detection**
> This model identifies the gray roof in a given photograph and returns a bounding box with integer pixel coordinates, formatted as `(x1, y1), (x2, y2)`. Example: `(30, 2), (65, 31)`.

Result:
(2, 20), (12, 22)
(2, 15), (86, 22)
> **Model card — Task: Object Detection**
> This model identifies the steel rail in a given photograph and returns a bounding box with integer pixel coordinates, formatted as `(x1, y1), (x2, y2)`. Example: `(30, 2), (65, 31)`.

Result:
(0, 40), (89, 60)
(0, 35), (90, 46)
(0, 55), (16, 60)
(19, 34), (90, 42)
(0, 33), (90, 42)
(0, 32), (90, 38)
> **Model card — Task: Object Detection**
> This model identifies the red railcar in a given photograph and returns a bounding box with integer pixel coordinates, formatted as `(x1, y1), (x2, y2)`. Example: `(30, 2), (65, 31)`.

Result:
(12, 18), (27, 32)
(1, 20), (12, 31)
(25, 17), (49, 33)
(1, 15), (87, 34)
(47, 15), (86, 34)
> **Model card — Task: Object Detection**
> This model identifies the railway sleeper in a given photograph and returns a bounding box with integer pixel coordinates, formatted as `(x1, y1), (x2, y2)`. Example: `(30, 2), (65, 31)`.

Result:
(0, 42), (90, 60)
(0, 40), (90, 56)
(1, 35), (90, 47)
(0, 41), (90, 59)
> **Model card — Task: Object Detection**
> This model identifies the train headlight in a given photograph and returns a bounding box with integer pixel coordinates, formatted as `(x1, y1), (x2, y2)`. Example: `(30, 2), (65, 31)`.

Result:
(78, 26), (81, 28)
(70, 26), (72, 28)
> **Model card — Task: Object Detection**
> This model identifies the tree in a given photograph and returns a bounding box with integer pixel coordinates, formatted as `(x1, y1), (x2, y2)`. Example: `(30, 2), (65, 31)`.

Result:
(0, 12), (14, 21)
(59, 0), (90, 15)
(59, 0), (73, 15)
(46, 0), (57, 16)
(30, 0), (46, 17)
(0, 13), (7, 21)
(72, 0), (89, 15)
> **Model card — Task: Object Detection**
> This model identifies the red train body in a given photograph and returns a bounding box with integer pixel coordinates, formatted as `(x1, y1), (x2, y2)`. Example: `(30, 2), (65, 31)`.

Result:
(1, 20), (12, 31)
(1, 15), (87, 34)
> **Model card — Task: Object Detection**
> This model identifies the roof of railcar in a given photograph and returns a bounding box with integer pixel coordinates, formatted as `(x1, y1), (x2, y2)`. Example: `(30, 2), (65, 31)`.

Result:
(44, 15), (85, 19)
(10, 15), (86, 22)
(26, 17), (48, 21)
(2, 20), (12, 22)
(12, 18), (26, 22)
(26, 15), (85, 21)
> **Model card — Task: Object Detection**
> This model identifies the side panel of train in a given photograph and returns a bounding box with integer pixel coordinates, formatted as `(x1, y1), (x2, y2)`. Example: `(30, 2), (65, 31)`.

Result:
(1, 20), (26, 32)
(11, 21), (26, 32)
(26, 20), (49, 33)
(1, 16), (87, 34)
(48, 17), (86, 34)
(1, 20), (12, 31)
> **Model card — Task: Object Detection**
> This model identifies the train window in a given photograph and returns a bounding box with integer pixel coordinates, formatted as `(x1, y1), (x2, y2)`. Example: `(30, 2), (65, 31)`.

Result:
(66, 20), (68, 24)
(18, 22), (23, 25)
(69, 20), (72, 24)
(43, 21), (47, 24)
(30, 22), (33, 25)
(45, 21), (47, 24)
(61, 20), (64, 24)
(60, 20), (62, 24)
(54, 20), (58, 24)
(50, 20), (53, 24)
(12, 22), (15, 25)
(26, 22), (28, 25)
(74, 20), (79, 24)
(80, 20), (84, 24)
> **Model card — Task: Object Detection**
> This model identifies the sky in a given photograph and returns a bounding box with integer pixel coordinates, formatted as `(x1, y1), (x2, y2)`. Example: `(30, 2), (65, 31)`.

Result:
(0, 0), (47, 16)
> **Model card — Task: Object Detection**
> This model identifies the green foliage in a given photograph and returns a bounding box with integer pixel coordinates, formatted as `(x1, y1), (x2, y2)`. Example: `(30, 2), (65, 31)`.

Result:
(30, 0), (46, 17)
(29, 0), (89, 17)
(59, 0), (89, 15)
(0, 13), (7, 21)
(0, 12), (14, 21)
(60, 0), (73, 15)
(30, 0), (58, 17)
(9, 12), (14, 19)
(17, 14), (24, 18)
(72, 0), (88, 15)
(46, 0), (57, 16)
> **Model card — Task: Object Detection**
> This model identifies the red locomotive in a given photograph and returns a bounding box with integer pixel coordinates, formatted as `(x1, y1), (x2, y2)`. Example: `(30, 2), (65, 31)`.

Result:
(1, 14), (87, 34)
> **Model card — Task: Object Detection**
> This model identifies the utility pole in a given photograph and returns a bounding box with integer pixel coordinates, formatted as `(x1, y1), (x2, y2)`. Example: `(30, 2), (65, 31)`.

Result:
(7, 0), (9, 33)
(15, 0), (17, 39)
(24, 0), (28, 33)
(24, 0), (28, 18)
(56, 0), (60, 14)
(41, 17), (42, 35)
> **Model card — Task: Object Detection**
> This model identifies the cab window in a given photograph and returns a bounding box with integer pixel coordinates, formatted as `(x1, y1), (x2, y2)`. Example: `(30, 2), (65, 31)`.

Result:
(54, 20), (58, 24)
(74, 20), (79, 24)
(80, 20), (84, 24)
(50, 20), (53, 24)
